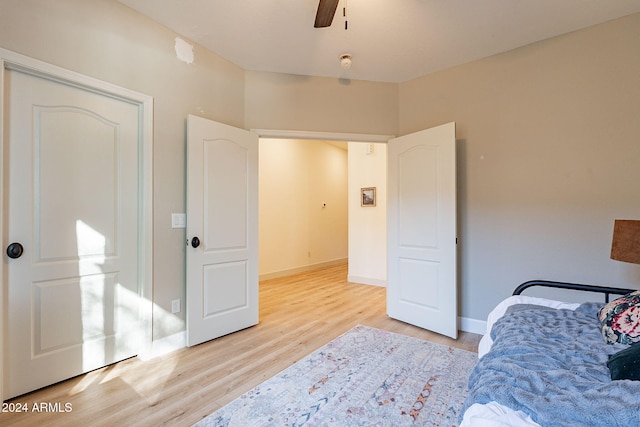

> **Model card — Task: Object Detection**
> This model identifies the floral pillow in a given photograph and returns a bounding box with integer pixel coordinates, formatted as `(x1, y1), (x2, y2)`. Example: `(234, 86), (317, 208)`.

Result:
(597, 290), (640, 345)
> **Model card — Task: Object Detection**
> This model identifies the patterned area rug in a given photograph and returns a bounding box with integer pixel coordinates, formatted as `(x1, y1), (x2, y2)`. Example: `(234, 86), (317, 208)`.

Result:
(194, 325), (478, 427)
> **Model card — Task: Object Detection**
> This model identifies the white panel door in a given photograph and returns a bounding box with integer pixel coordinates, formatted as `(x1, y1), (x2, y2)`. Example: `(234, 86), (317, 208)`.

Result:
(387, 123), (457, 339)
(4, 68), (143, 398)
(186, 115), (258, 347)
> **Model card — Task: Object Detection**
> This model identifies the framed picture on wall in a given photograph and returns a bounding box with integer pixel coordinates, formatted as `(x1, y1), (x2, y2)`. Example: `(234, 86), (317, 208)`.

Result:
(361, 187), (376, 207)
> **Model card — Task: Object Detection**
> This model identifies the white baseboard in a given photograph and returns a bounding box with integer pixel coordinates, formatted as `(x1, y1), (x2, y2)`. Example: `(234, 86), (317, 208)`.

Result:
(140, 331), (186, 360)
(459, 316), (487, 335)
(259, 258), (348, 281)
(347, 275), (387, 287)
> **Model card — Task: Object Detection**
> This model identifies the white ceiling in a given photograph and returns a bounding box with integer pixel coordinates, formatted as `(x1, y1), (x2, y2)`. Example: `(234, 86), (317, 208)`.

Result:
(119, 0), (640, 83)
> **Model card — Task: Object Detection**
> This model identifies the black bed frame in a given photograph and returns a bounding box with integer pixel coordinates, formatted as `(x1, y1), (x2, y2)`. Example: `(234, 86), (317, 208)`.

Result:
(513, 280), (635, 303)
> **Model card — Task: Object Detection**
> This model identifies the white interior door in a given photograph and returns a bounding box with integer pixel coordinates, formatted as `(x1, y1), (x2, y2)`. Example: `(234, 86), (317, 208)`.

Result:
(186, 115), (259, 347)
(387, 122), (457, 339)
(3, 66), (145, 398)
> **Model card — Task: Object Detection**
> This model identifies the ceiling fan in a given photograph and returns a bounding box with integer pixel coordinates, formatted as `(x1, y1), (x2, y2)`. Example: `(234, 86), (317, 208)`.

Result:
(314, 0), (340, 28)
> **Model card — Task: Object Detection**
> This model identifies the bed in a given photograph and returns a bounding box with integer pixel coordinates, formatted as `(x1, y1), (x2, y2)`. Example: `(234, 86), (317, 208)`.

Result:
(459, 280), (640, 427)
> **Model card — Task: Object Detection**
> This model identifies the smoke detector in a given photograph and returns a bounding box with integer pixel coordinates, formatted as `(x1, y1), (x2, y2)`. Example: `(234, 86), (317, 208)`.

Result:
(339, 53), (352, 69)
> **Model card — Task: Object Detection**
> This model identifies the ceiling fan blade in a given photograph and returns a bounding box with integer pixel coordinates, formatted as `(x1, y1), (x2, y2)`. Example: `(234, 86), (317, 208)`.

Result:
(314, 0), (340, 28)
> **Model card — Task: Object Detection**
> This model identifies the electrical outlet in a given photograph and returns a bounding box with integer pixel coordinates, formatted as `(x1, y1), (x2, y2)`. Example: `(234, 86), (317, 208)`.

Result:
(171, 299), (180, 314)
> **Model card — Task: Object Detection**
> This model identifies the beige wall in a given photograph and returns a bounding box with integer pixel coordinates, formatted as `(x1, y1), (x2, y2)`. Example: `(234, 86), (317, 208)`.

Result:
(399, 13), (640, 321)
(245, 70), (399, 136)
(0, 0), (246, 340)
(259, 139), (348, 278)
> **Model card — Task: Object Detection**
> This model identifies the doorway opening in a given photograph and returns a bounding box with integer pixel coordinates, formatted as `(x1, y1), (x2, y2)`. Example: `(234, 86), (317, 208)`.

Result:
(257, 138), (387, 288)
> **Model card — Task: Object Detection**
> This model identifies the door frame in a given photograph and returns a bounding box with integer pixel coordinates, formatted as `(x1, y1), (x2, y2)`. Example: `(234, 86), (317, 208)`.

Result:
(256, 128), (459, 336)
(252, 129), (394, 143)
(0, 49), (154, 401)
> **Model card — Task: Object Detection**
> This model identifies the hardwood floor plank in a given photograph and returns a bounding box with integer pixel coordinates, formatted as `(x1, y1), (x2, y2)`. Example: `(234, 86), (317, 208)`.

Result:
(1, 263), (481, 427)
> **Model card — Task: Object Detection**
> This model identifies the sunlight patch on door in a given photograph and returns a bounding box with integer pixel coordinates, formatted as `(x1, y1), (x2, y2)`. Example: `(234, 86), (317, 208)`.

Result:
(74, 220), (139, 370)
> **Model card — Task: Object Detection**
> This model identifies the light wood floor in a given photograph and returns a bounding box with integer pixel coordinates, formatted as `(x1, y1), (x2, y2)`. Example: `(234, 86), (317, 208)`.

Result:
(1, 263), (481, 427)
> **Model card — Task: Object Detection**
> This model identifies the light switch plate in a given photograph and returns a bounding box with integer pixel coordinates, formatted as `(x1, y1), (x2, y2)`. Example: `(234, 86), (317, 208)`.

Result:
(171, 213), (186, 228)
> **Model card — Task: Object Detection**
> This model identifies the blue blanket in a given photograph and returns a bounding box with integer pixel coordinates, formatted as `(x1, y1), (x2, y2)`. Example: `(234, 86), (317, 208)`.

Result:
(462, 303), (640, 427)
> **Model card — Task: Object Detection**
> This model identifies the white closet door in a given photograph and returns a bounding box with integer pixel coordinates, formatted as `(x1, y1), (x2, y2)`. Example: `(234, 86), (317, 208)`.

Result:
(4, 66), (144, 398)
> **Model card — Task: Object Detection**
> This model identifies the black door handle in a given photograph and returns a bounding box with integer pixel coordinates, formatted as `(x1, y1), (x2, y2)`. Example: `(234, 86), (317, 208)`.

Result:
(191, 237), (200, 248)
(6, 242), (24, 259)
